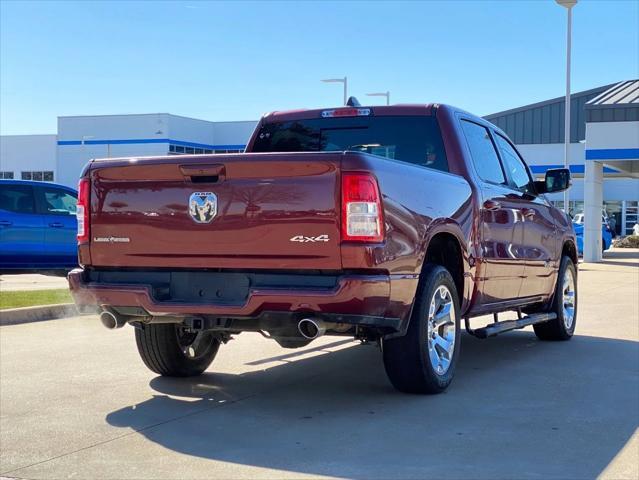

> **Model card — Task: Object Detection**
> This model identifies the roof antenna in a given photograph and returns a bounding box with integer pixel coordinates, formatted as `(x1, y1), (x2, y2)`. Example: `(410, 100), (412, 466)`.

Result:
(346, 96), (361, 107)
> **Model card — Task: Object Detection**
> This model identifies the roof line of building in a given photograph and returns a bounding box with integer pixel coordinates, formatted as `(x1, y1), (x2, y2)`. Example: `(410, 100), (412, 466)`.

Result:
(586, 80), (639, 108)
(56, 112), (257, 124)
(484, 82), (618, 119)
(0, 133), (57, 138)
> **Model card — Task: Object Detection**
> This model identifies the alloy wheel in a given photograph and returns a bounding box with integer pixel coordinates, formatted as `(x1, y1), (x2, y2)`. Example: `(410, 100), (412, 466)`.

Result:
(426, 285), (456, 375)
(562, 269), (576, 330)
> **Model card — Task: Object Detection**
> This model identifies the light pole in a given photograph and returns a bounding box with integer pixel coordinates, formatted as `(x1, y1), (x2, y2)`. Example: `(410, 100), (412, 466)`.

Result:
(321, 77), (347, 106)
(556, 0), (577, 214)
(366, 91), (390, 105)
(81, 135), (94, 152)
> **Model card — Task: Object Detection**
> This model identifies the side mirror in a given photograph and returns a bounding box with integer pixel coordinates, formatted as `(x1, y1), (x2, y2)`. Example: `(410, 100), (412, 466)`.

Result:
(534, 168), (571, 194)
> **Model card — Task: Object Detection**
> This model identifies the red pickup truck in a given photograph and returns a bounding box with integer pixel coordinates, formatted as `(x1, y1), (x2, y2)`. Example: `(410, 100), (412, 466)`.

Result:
(69, 102), (577, 394)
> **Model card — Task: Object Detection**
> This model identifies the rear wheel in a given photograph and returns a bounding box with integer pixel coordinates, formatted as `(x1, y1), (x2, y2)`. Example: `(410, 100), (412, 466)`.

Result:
(382, 264), (461, 394)
(533, 255), (577, 341)
(135, 323), (220, 376)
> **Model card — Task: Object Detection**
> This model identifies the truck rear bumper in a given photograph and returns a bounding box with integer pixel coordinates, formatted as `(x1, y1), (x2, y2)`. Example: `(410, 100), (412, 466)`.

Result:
(68, 268), (417, 332)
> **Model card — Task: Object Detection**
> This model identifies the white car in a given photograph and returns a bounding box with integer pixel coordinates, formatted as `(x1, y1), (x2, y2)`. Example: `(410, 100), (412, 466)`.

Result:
(572, 211), (609, 226)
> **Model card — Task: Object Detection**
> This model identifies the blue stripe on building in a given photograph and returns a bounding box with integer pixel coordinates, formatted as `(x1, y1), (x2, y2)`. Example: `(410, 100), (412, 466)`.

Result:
(529, 164), (619, 174)
(585, 148), (639, 160)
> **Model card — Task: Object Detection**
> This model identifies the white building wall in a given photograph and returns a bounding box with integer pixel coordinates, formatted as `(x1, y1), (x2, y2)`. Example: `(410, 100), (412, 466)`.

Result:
(166, 115), (216, 146)
(585, 121), (639, 150)
(211, 121), (257, 147)
(53, 114), (257, 187)
(517, 142), (585, 168)
(545, 178), (639, 203)
(57, 114), (170, 143)
(516, 141), (638, 204)
(0, 134), (57, 179)
(56, 114), (174, 187)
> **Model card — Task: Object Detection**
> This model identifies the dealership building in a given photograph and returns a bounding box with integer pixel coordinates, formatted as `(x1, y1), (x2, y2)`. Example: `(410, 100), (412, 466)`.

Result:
(486, 79), (639, 260)
(0, 113), (257, 188)
(1, 80), (637, 260)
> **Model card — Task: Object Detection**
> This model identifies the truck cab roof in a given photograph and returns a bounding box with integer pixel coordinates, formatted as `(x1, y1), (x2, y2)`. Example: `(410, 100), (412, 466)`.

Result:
(264, 103), (440, 122)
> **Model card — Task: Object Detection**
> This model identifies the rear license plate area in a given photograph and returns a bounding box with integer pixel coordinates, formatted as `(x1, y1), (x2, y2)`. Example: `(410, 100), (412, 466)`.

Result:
(170, 272), (250, 304)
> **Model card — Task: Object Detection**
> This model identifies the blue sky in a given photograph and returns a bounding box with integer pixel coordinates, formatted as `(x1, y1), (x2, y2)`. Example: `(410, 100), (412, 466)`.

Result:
(1, 0), (637, 134)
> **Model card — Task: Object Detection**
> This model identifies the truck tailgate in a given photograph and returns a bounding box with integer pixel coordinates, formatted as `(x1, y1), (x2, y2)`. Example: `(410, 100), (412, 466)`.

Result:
(87, 153), (342, 269)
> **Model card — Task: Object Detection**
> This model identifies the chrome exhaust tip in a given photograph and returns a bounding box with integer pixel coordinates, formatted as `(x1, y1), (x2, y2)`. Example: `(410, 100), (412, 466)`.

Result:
(297, 318), (326, 340)
(100, 310), (125, 329)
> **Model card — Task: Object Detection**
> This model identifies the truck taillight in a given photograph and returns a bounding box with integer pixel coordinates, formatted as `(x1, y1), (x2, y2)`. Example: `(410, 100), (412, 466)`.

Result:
(341, 172), (384, 243)
(77, 178), (90, 244)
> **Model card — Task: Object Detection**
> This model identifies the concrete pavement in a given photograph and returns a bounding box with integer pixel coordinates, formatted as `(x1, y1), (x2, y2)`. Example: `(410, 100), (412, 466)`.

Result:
(0, 273), (68, 292)
(1, 252), (637, 479)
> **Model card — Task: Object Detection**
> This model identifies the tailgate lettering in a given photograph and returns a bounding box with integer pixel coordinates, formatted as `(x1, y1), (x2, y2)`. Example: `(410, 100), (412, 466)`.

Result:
(290, 234), (330, 243)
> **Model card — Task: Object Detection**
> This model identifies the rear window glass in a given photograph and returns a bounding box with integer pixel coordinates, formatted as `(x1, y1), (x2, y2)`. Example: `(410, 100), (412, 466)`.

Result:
(460, 120), (506, 185)
(0, 184), (35, 213)
(252, 116), (448, 172)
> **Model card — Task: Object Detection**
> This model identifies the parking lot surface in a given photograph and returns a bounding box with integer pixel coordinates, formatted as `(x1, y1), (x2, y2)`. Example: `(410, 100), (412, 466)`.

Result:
(1, 251), (638, 479)
(0, 273), (68, 292)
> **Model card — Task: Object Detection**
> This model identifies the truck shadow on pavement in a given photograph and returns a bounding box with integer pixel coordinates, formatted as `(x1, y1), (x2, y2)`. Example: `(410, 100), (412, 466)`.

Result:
(106, 332), (639, 479)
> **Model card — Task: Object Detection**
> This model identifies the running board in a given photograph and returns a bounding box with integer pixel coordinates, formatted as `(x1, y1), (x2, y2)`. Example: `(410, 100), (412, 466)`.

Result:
(467, 312), (557, 339)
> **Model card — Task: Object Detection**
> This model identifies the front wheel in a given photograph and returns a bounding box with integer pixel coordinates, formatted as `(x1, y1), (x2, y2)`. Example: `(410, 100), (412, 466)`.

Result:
(135, 323), (220, 376)
(382, 264), (461, 394)
(533, 255), (577, 341)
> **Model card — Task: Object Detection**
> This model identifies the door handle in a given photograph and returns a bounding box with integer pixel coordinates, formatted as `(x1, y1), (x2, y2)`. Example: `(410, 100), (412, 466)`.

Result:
(49, 222), (64, 228)
(483, 200), (501, 211)
(180, 164), (226, 183)
(0, 220), (12, 227)
(521, 208), (536, 219)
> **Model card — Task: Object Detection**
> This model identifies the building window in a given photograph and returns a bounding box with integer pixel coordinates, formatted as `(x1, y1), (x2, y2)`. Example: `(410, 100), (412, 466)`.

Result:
(167, 144), (233, 155)
(21, 171), (54, 182)
(551, 200), (585, 218)
(625, 201), (639, 236)
(0, 171), (14, 179)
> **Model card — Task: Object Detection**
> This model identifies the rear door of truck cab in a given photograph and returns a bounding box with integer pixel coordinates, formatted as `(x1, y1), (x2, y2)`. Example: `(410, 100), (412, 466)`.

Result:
(0, 182), (45, 268)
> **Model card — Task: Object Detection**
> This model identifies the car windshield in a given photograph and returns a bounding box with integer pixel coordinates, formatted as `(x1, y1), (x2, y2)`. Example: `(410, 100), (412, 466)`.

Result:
(252, 116), (448, 172)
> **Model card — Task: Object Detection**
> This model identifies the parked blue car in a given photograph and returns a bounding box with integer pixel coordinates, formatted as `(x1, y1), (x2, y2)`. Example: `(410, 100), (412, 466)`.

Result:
(573, 222), (613, 256)
(0, 180), (78, 271)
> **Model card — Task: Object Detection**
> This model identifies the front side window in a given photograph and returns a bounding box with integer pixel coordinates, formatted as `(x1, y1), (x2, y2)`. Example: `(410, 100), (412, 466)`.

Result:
(494, 134), (533, 194)
(41, 188), (77, 215)
(0, 185), (35, 213)
(460, 120), (505, 184)
(252, 116), (448, 172)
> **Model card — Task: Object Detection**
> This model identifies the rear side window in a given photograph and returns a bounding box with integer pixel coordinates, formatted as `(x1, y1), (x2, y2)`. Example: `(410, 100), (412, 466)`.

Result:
(494, 134), (534, 194)
(252, 116), (448, 172)
(0, 184), (35, 213)
(460, 120), (505, 185)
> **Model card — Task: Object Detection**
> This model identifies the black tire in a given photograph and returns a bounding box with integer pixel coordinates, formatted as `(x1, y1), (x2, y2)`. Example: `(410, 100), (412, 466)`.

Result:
(135, 323), (220, 376)
(533, 255), (577, 341)
(382, 264), (461, 394)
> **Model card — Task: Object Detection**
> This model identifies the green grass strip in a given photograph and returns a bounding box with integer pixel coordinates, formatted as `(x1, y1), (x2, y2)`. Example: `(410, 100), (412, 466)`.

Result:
(0, 289), (73, 310)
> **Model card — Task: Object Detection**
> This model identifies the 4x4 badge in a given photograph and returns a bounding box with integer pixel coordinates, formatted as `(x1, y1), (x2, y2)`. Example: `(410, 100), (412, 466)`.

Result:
(189, 192), (217, 223)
